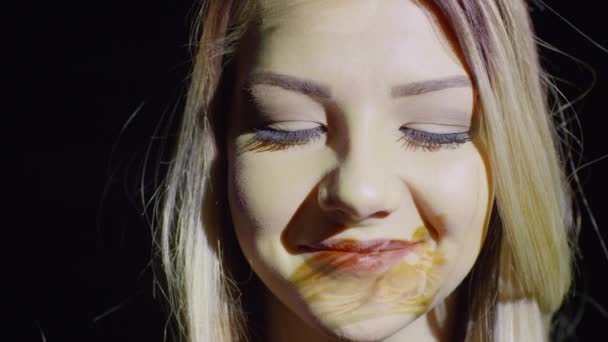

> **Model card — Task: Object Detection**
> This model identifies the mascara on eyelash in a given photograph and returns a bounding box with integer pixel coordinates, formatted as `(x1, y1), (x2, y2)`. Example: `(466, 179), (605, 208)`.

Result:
(247, 126), (471, 153)
(253, 126), (325, 143)
(400, 127), (471, 144)
(397, 128), (471, 152)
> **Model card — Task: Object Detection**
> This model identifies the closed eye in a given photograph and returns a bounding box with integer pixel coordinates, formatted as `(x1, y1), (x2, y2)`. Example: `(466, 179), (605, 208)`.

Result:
(398, 127), (471, 152)
(240, 125), (470, 153)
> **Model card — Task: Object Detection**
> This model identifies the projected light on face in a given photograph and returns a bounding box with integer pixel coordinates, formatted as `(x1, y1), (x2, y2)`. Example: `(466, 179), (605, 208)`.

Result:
(288, 225), (448, 329)
(227, 0), (491, 340)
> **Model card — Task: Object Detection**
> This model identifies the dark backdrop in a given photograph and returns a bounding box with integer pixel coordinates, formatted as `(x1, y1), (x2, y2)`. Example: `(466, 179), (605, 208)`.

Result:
(20, 1), (607, 341)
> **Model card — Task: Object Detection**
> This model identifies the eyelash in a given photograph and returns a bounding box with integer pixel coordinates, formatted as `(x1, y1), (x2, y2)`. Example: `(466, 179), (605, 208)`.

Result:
(245, 125), (471, 152)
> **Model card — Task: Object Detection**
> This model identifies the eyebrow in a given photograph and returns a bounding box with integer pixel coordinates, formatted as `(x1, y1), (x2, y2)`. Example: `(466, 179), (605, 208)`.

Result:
(246, 72), (471, 99)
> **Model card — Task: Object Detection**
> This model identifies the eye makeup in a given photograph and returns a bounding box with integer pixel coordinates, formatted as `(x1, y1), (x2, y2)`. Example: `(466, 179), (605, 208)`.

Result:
(239, 126), (327, 153)
(398, 127), (471, 152)
(243, 125), (471, 153)
(254, 126), (327, 144)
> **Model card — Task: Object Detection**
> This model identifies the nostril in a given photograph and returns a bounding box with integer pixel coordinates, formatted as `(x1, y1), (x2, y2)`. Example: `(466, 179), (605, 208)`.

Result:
(371, 210), (390, 219)
(317, 170), (402, 224)
(327, 207), (390, 226)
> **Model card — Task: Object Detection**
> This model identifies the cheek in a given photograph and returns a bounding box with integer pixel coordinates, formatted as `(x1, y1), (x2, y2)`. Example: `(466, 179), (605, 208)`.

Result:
(407, 145), (490, 292)
(429, 152), (487, 235)
(227, 148), (332, 270)
(228, 150), (324, 232)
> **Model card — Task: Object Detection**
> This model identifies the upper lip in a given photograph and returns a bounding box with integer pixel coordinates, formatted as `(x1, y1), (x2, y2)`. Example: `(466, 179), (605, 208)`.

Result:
(298, 239), (421, 254)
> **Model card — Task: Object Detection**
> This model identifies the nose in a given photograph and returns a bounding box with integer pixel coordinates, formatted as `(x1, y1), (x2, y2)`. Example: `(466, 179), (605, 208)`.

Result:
(318, 152), (402, 226)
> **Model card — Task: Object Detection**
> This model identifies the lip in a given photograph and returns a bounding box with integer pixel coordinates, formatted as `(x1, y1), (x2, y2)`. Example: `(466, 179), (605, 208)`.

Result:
(298, 239), (421, 254)
(298, 239), (423, 274)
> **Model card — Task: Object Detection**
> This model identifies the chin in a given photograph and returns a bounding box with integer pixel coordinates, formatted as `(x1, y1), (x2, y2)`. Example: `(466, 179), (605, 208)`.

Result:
(316, 313), (419, 342)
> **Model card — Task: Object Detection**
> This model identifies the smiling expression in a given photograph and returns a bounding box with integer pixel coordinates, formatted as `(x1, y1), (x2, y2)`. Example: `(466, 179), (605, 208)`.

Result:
(226, 0), (491, 340)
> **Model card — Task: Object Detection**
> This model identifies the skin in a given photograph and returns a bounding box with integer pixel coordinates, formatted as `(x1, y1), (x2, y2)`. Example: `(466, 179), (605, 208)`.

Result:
(226, 0), (492, 341)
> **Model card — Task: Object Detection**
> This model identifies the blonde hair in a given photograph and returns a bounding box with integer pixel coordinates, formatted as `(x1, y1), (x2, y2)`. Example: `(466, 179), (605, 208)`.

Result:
(155, 0), (576, 341)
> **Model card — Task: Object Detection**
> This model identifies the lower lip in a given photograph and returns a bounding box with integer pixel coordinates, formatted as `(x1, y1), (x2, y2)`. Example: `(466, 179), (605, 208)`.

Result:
(307, 248), (411, 274)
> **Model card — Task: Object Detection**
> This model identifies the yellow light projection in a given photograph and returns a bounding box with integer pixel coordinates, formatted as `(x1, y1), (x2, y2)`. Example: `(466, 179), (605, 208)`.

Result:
(289, 225), (447, 329)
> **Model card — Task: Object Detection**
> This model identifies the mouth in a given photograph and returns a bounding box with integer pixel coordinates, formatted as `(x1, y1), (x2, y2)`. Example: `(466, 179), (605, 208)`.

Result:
(298, 239), (421, 254)
(297, 239), (424, 274)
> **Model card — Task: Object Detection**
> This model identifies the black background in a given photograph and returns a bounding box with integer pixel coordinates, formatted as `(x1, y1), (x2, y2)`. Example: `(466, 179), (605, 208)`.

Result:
(18, 1), (607, 341)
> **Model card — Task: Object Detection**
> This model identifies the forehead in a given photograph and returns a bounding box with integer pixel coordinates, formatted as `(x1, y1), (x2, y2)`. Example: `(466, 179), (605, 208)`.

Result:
(241, 0), (467, 101)
(258, 0), (423, 33)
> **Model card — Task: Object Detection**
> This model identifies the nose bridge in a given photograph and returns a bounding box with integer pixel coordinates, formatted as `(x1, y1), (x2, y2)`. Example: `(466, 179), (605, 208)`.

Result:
(319, 114), (401, 223)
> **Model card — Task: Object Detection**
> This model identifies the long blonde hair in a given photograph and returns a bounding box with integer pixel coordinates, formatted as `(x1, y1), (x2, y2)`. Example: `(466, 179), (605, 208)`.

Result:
(155, 1), (576, 341)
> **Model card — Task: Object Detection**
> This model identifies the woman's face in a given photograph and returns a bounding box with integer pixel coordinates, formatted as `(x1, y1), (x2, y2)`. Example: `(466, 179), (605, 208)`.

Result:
(227, 0), (491, 340)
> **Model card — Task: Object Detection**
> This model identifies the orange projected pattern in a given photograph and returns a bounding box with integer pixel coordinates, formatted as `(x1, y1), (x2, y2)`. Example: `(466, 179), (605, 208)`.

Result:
(289, 226), (447, 328)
